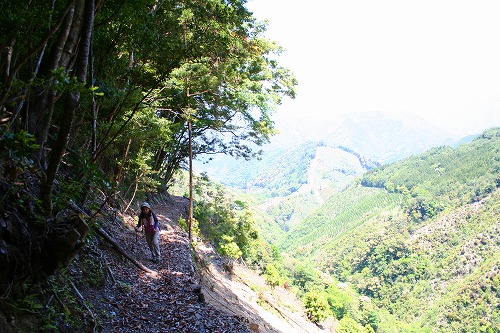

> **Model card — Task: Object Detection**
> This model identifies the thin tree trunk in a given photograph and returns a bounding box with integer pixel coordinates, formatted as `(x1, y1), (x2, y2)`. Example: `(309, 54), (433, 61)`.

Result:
(40, 0), (95, 216)
(88, 87), (155, 167)
(188, 120), (193, 240)
(116, 137), (132, 184)
(0, 0), (76, 112)
(90, 38), (97, 156)
(124, 180), (139, 216)
(28, 2), (77, 164)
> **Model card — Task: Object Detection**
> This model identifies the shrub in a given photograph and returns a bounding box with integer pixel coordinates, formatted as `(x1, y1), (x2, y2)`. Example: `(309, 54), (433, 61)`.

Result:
(338, 316), (370, 333)
(303, 291), (331, 323)
(326, 285), (353, 320)
(217, 235), (242, 259)
(264, 263), (285, 287)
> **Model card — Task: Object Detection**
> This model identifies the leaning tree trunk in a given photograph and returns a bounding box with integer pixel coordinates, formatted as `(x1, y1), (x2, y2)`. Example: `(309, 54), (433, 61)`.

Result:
(40, 0), (95, 216)
(27, 1), (79, 165)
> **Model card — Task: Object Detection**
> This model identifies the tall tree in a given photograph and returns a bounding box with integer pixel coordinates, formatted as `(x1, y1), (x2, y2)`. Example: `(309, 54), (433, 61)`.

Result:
(0, 0), (296, 212)
(152, 0), (297, 184)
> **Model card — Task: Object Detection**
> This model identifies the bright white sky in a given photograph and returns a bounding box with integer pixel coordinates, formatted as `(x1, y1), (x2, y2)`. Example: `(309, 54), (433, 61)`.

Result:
(246, 0), (500, 135)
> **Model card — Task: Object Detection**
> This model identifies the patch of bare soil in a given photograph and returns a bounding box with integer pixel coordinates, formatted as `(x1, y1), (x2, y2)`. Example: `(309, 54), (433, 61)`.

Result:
(193, 243), (334, 333)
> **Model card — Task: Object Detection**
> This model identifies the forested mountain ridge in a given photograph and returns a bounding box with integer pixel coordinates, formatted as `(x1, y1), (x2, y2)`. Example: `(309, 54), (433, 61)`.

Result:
(199, 110), (463, 186)
(197, 111), (468, 234)
(274, 127), (500, 332)
(196, 141), (379, 234)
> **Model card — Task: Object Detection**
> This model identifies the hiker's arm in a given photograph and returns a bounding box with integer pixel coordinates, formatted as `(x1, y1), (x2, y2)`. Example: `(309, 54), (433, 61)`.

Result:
(152, 212), (159, 229)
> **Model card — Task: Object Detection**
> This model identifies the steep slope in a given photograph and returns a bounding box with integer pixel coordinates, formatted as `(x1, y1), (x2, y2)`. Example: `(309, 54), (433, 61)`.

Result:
(313, 188), (499, 332)
(279, 185), (401, 253)
(279, 127), (500, 331)
(198, 111), (460, 185)
(198, 142), (376, 234)
(257, 145), (375, 231)
(0, 194), (328, 333)
(198, 142), (318, 193)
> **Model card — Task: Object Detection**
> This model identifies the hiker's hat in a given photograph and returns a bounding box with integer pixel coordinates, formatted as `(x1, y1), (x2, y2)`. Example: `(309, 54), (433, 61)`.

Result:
(141, 202), (150, 209)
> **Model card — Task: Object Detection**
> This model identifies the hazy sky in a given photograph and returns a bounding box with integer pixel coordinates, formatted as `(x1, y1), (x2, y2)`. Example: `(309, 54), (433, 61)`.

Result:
(246, 0), (500, 135)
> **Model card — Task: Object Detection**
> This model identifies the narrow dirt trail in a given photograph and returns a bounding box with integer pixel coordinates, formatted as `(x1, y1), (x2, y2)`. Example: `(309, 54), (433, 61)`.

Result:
(69, 194), (328, 333)
(70, 195), (252, 333)
(154, 196), (329, 333)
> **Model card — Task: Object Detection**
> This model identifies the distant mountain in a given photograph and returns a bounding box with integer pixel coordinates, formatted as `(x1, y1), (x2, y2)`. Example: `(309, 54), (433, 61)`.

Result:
(197, 142), (374, 192)
(272, 110), (461, 163)
(196, 141), (377, 231)
(256, 144), (377, 230)
(197, 111), (463, 185)
(284, 135), (490, 253)
(195, 111), (471, 232)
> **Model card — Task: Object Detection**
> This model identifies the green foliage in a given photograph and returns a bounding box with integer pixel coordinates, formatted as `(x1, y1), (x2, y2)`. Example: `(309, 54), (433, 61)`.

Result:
(16, 293), (44, 312)
(286, 262), (322, 292)
(303, 291), (331, 323)
(1, 0), (296, 218)
(79, 256), (107, 288)
(173, 173), (273, 266)
(361, 128), (500, 220)
(117, 281), (132, 294)
(272, 128), (500, 332)
(338, 317), (370, 333)
(217, 235), (242, 259)
(280, 184), (401, 255)
(210, 142), (318, 196)
(1, 2), (499, 330)
(0, 129), (41, 212)
(365, 310), (380, 332)
(2, 270), (94, 332)
(325, 284), (353, 320)
(178, 216), (201, 238)
(0, 129), (39, 180)
(263, 263), (286, 287)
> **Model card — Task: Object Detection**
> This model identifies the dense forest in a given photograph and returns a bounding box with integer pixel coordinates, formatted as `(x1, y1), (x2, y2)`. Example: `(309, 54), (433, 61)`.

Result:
(0, 0), (294, 299)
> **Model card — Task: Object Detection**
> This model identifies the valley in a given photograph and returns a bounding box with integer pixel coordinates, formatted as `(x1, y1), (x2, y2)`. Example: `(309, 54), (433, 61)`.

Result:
(193, 116), (499, 332)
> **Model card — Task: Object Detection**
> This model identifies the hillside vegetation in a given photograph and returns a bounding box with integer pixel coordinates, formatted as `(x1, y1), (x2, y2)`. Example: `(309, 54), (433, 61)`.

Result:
(199, 111), (466, 240)
(279, 186), (401, 252)
(1, 1), (498, 331)
(274, 127), (500, 332)
(0, 1), (300, 331)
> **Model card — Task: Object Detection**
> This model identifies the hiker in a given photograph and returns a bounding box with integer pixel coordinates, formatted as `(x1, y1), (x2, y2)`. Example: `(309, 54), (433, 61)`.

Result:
(135, 202), (161, 263)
